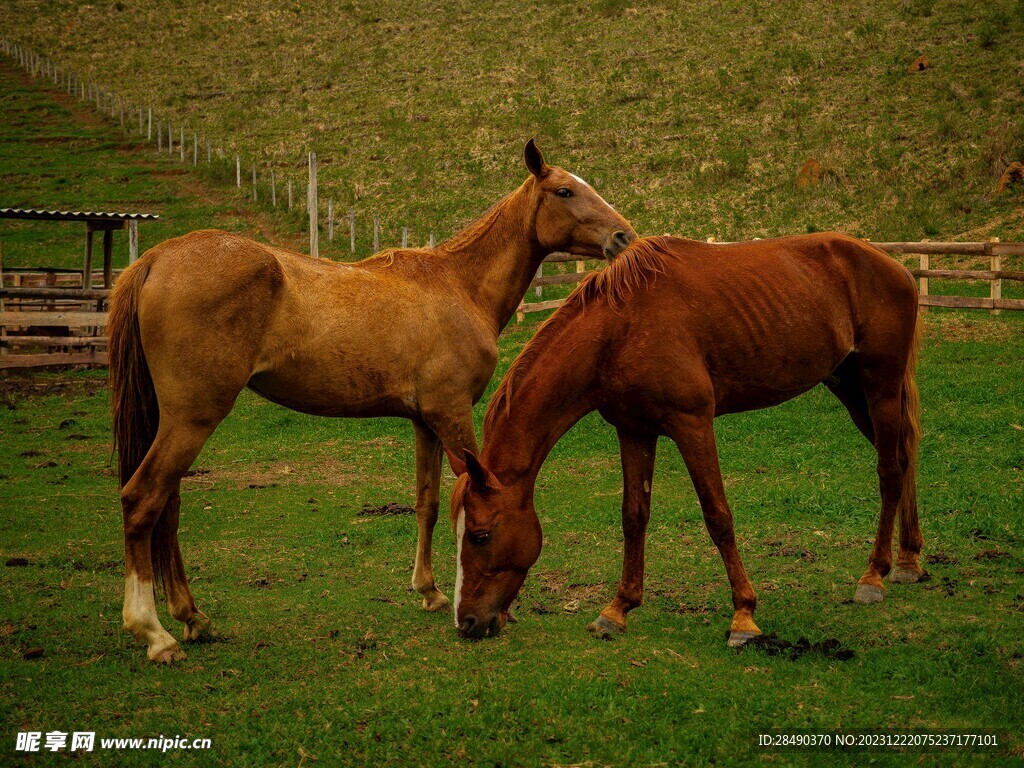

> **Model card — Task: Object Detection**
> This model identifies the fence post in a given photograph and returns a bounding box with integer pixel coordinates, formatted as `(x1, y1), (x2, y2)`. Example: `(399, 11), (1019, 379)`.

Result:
(373, 215), (379, 253)
(128, 220), (139, 264)
(179, 126), (185, 162)
(308, 152), (319, 259)
(147, 107), (152, 140)
(236, 155), (241, 188)
(535, 263), (543, 297)
(918, 252), (929, 314)
(157, 119), (162, 151)
(168, 121), (173, 155)
(349, 209), (356, 254)
(252, 165), (257, 202)
(328, 199), (334, 242)
(990, 243), (1002, 316)
(402, 227), (408, 248)
(429, 232), (435, 249)
(193, 133), (198, 166)
(206, 138), (211, 164)
(288, 179), (293, 210)
(270, 170), (276, 207)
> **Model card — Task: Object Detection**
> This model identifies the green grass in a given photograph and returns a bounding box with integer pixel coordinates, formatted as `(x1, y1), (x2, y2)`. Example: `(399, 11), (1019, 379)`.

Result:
(1, 315), (1023, 766)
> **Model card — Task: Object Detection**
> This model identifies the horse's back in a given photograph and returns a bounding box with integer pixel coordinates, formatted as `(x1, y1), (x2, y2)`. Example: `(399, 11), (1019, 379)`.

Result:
(604, 234), (916, 416)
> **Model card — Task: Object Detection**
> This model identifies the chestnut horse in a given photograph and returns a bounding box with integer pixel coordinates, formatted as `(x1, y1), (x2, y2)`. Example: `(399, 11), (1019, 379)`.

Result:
(108, 141), (635, 662)
(450, 234), (925, 645)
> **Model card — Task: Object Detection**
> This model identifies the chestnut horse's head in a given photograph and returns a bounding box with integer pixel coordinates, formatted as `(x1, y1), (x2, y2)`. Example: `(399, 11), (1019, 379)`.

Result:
(450, 452), (542, 639)
(523, 139), (636, 261)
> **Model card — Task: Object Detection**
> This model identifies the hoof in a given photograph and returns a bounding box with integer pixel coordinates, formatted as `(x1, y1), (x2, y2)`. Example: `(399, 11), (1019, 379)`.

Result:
(505, 609), (518, 624)
(854, 583), (885, 604)
(422, 591), (451, 613)
(887, 567), (925, 585)
(727, 630), (761, 648)
(183, 611), (210, 642)
(149, 642), (186, 664)
(587, 614), (625, 640)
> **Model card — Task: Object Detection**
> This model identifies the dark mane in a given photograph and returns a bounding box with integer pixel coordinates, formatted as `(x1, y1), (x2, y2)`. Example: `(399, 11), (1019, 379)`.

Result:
(484, 236), (672, 438)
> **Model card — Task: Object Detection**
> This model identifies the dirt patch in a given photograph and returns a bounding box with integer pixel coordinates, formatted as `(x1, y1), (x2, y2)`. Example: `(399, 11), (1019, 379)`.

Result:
(180, 458), (355, 490)
(0, 374), (107, 409)
(150, 168), (188, 178)
(742, 632), (855, 661)
(974, 548), (1010, 561)
(358, 502), (415, 517)
(926, 551), (957, 565)
(922, 315), (1015, 344)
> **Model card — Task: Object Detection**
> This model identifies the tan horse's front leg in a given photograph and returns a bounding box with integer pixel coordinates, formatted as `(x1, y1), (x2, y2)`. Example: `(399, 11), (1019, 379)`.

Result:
(589, 430), (657, 639)
(411, 406), (481, 612)
(670, 412), (761, 647)
(411, 422), (450, 612)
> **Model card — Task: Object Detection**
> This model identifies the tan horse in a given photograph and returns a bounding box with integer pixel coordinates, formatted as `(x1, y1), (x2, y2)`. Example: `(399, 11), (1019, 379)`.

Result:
(450, 234), (925, 645)
(108, 141), (636, 662)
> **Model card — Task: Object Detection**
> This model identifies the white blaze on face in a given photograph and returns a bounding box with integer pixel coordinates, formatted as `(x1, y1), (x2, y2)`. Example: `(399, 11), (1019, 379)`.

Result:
(570, 173), (619, 213)
(454, 505), (466, 628)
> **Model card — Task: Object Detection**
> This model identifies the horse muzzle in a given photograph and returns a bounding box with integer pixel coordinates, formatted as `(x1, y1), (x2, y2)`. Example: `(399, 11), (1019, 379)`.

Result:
(603, 229), (635, 260)
(457, 612), (504, 640)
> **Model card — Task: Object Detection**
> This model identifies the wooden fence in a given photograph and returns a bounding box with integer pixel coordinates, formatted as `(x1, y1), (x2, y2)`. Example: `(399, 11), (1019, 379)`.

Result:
(0, 268), (114, 369)
(517, 240), (1024, 321)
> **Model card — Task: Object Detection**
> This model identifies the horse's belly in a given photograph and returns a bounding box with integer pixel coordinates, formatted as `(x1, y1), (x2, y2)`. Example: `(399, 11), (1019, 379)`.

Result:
(246, 367), (414, 418)
(711, 344), (850, 415)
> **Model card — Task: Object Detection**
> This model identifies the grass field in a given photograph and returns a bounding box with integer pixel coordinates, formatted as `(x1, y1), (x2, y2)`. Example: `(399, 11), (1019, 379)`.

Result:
(2, 4), (1024, 765)
(2, 314), (1023, 766)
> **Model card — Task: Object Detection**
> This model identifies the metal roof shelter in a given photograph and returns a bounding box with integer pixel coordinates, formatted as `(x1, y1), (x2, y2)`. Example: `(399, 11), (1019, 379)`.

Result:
(0, 208), (159, 287)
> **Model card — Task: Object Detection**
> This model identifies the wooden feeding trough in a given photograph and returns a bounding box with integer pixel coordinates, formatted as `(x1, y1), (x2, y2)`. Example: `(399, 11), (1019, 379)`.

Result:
(0, 208), (159, 369)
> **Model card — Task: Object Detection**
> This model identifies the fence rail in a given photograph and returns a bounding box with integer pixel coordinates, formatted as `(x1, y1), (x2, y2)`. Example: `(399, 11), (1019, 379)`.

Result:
(517, 241), (1024, 320)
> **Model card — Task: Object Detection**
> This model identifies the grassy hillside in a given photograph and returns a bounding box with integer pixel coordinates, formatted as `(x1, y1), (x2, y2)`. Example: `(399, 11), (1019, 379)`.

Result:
(3, 0), (1024, 247)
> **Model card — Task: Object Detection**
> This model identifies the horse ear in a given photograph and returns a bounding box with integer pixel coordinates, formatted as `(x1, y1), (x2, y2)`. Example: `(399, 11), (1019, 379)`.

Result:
(464, 450), (499, 490)
(444, 446), (467, 477)
(524, 138), (549, 179)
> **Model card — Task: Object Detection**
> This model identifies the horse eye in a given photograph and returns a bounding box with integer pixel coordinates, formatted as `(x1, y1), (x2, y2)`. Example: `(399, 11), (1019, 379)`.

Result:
(470, 532), (491, 546)
(555, 188), (573, 198)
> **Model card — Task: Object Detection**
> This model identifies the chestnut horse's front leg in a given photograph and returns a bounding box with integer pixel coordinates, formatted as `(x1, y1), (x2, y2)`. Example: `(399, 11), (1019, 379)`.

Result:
(589, 430), (657, 639)
(668, 411), (761, 647)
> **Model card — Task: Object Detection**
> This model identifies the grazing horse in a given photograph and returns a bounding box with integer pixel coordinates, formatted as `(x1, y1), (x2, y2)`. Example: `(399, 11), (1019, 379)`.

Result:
(108, 141), (636, 663)
(450, 234), (925, 646)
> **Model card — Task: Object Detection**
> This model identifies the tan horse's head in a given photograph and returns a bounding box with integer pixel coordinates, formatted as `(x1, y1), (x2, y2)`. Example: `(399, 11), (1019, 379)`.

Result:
(523, 139), (636, 260)
(450, 452), (542, 638)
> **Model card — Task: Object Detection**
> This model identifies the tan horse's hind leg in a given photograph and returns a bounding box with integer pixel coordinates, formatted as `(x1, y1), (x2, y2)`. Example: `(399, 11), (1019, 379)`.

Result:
(122, 420), (218, 663)
(163, 488), (211, 641)
(589, 430), (657, 639)
(411, 422), (450, 612)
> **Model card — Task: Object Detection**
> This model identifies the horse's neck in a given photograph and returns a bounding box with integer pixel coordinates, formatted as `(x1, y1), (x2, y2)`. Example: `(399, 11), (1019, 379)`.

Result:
(482, 313), (600, 491)
(441, 185), (545, 332)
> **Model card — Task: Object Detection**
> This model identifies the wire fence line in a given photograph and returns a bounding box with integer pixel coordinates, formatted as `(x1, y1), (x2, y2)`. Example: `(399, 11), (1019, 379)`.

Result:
(0, 37), (440, 260)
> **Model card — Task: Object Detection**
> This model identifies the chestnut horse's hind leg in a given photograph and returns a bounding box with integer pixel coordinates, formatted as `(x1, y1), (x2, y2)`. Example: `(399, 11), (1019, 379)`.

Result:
(410, 421), (450, 612)
(827, 358), (924, 592)
(589, 430), (657, 639)
(853, 377), (909, 604)
(122, 419), (218, 663)
(669, 412), (760, 647)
